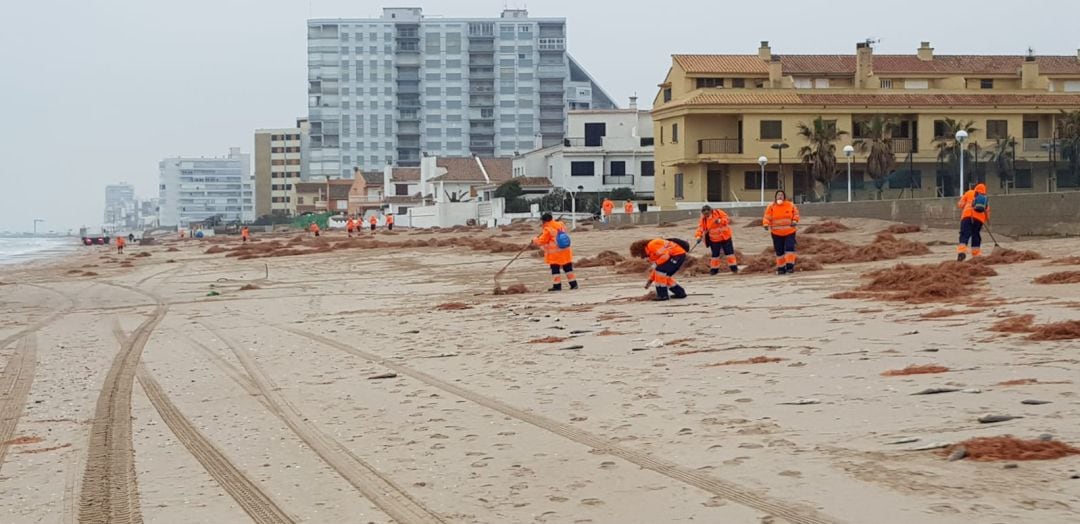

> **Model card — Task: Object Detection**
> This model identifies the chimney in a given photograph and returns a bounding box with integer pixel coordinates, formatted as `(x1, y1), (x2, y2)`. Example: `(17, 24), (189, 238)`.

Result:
(855, 42), (875, 88)
(1022, 53), (1040, 89)
(768, 57), (783, 88)
(917, 41), (934, 62)
(758, 41), (771, 61)
(629, 95), (638, 110)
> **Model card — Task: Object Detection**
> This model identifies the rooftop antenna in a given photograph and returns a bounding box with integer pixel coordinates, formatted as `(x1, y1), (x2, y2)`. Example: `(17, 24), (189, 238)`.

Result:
(864, 37), (881, 48)
(1027, 46), (1036, 58)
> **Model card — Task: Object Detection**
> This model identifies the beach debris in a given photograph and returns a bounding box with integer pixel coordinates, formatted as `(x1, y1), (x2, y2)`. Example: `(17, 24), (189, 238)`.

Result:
(1021, 399), (1052, 405)
(569, 330), (592, 335)
(884, 224), (921, 234)
(778, 399), (820, 405)
(907, 442), (952, 451)
(961, 389), (983, 394)
(206, 291), (220, 297)
(1039, 434), (1054, 442)
(831, 261), (996, 304)
(942, 436), (1080, 461)
(708, 356), (785, 367)
(803, 221), (851, 234)
(947, 446), (968, 461)
(493, 283), (529, 295)
(881, 364), (949, 376)
(436, 302), (472, 311)
(529, 336), (568, 344)
(1034, 271), (1080, 285)
(403, 330), (420, 334)
(912, 387), (960, 395)
(368, 372), (398, 380)
(978, 414), (1023, 424)
(559, 345), (584, 351)
(645, 339), (665, 349)
(970, 248), (1043, 266)
(238, 284), (260, 291)
(886, 437), (920, 445)
(1004, 463), (1019, 469)
(990, 315), (1080, 340)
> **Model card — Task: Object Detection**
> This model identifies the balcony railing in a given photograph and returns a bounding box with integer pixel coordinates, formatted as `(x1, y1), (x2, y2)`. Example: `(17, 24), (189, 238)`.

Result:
(891, 137), (914, 155)
(1024, 138), (1056, 155)
(603, 174), (635, 186)
(698, 138), (742, 155)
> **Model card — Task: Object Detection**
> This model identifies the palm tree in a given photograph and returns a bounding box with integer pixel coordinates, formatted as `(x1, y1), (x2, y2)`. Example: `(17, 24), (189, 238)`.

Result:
(984, 137), (1017, 191)
(1057, 110), (1080, 187)
(853, 116), (897, 199)
(797, 117), (849, 201)
(933, 118), (979, 196)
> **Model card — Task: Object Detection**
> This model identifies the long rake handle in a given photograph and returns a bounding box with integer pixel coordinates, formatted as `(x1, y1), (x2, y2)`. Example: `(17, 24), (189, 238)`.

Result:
(494, 242), (533, 280)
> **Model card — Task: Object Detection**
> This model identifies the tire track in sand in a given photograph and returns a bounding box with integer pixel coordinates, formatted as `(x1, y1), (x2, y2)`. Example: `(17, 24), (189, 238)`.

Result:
(0, 283), (74, 353)
(200, 323), (444, 524)
(78, 287), (167, 524)
(0, 335), (37, 470)
(282, 326), (841, 524)
(109, 326), (295, 524)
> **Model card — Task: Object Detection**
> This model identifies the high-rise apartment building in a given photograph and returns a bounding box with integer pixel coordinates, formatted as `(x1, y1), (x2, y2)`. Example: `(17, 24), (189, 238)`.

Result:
(306, 7), (615, 178)
(255, 120), (307, 217)
(158, 147), (254, 227)
(104, 183), (136, 229)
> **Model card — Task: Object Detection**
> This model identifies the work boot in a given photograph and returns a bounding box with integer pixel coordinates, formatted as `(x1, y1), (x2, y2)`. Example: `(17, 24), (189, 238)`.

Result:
(569, 280), (579, 290)
(785, 263), (795, 274)
(729, 265), (740, 274)
(710, 268), (719, 276)
(957, 253), (967, 262)
(654, 287), (670, 301)
(548, 283), (562, 292)
(670, 285), (687, 299)
(776, 267), (787, 275)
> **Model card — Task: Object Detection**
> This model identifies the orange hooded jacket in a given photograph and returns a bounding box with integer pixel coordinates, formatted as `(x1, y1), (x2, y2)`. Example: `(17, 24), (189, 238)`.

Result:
(534, 220), (572, 266)
(958, 183), (990, 223)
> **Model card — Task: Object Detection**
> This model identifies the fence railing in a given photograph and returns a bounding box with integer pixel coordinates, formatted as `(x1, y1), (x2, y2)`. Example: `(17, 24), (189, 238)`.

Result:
(603, 175), (635, 186)
(698, 138), (741, 154)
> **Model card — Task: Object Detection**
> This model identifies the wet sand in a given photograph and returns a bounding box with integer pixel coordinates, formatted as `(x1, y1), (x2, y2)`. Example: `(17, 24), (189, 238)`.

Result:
(0, 219), (1078, 523)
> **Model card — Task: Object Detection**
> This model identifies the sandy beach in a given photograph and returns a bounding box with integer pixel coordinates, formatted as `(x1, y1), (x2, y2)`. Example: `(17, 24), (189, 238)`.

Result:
(0, 217), (1078, 524)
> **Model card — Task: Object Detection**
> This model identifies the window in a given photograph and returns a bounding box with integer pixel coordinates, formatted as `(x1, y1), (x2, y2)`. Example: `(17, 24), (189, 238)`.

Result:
(794, 78), (812, 89)
(933, 120), (948, 139)
(570, 161), (595, 176)
(889, 170), (922, 189)
(641, 161), (655, 177)
(880, 79), (893, 89)
(1023, 121), (1039, 139)
(760, 120), (782, 140)
(610, 161), (626, 176)
(674, 173), (684, 199)
(731, 78), (745, 88)
(1013, 169), (1033, 189)
(980, 79), (994, 89)
(672, 123), (679, 143)
(744, 171), (779, 190)
(1060, 169), (1080, 188)
(986, 120), (1008, 140)
(814, 78), (830, 89)
(905, 79), (929, 90)
(663, 88), (672, 103)
(584, 122), (606, 147)
(640, 137), (654, 147)
(696, 78), (724, 89)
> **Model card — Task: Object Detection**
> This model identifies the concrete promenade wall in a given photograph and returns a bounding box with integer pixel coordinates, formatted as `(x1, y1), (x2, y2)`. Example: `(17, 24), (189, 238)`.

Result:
(609, 192), (1080, 237)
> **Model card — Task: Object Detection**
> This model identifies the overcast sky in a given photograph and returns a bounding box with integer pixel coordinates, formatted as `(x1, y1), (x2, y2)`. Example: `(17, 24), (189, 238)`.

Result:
(1, 0), (1077, 233)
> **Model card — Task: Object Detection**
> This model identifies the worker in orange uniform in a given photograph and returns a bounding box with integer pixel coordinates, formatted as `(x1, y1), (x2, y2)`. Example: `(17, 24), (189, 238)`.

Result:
(630, 238), (689, 301)
(346, 217), (356, 238)
(386, 213), (395, 231)
(309, 222), (321, 237)
(624, 200), (635, 215)
(956, 182), (990, 261)
(601, 198), (614, 227)
(694, 205), (738, 275)
(369, 214), (378, 234)
(115, 235), (126, 254)
(533, 212), (578, 291)
(763, 189), (800, 275)
(241, 226), (250, 243)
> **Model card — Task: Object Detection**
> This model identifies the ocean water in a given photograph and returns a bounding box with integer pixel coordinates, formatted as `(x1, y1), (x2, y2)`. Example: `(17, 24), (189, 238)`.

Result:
(0, 237), (78, 265)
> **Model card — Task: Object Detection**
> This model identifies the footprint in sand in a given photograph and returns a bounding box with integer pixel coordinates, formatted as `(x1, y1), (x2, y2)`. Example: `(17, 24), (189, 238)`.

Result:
(548, 496), (569, 503)
(702, 496), (727, 508)
(779, 470), (802, 478)
(599, 461), (616, 470)
(579, 498), (605, 506)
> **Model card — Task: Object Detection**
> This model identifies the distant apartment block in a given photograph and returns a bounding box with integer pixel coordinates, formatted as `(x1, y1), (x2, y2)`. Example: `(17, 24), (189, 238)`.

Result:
(104, 183), (136, 229)
(514, 99), (655, 198)
(255, 120), (308, 217)
(158, 147), (254, 227)
(306, 7), (616, 178)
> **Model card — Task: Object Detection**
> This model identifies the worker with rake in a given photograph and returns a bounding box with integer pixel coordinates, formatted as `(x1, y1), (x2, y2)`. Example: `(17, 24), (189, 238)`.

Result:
(694, 205), (738, 275)
(763, 189), (800, 275)
(956, 182), (990, 261)
(533, 212), (578, 291)
(631, 238), (689, 301)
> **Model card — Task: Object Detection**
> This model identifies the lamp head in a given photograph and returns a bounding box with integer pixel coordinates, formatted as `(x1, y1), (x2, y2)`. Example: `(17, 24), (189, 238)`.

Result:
(843, 145), (855, 158)
(758, 156), (768, 167)
(955, 130), (969, 142)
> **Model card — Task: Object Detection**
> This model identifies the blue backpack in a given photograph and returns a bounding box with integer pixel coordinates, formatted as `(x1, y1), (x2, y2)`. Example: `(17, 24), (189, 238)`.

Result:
(556, 230), (572, 249)
(972, 193), (988, 213)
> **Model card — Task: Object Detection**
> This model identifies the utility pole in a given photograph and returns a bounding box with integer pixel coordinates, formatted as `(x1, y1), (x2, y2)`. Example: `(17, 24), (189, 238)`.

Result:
(33, 219), (44, 235)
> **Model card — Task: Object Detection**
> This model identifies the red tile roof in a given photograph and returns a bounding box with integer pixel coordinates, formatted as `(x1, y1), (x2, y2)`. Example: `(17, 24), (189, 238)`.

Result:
(673, 53), (1080, 76)
(390, 167), (420, 181)
(672, 92), (1080, 108)
(515, 176), (553, 188)
(431, 157), (512, 183)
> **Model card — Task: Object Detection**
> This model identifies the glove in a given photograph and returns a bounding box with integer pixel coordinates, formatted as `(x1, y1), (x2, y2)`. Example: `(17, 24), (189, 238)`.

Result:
(763, 226), (770, 231)
(695, 238), (702, 245)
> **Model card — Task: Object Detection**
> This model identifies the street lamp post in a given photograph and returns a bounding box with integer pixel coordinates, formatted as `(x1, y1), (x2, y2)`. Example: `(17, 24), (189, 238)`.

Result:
(771, 143), (790, 191)
(570, 185), (584, 230)
(843, 145), (855, 202)
(955, 129), (969, 196)
(757, 156), (768, 204)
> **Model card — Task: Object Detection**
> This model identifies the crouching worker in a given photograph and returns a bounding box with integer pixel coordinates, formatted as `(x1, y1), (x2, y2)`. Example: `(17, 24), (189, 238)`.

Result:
(763, 190), (799, 275)
(630, 238), (688, 301)
(695, 205), (738, 275)
(534, 212), (578, 291)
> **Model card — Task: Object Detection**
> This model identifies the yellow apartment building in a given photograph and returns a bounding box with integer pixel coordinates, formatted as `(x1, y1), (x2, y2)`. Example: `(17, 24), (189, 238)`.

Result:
(651, 41), (1080, 208)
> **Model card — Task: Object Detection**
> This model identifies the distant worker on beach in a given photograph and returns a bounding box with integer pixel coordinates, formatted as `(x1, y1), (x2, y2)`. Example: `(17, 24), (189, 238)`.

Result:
(956, 182), (990, 261)
(346, 217), (356, 237)
(309, 222), (320, 237)
(128, 233), (135, 243)
(116, 235), (126, 254)
(533, 212), (577, 291)
(369, 214), (377, 233)
(695, 205), (738, 275)
(624, 200), (635, 215)
(386, 213), (394, 231)
(601, 198), (614, 226)
(241, 226), (250, 243)
(631, 238), (688, 301)
(763, 189), (800, 275)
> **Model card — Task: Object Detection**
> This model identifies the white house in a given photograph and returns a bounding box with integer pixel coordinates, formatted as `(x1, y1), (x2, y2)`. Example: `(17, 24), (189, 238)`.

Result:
(512, 100), (655, 198)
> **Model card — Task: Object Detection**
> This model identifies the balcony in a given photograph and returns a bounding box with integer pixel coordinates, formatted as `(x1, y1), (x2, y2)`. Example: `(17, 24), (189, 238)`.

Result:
(890, 137), (914, 155)
(603, 174), (635, 186)
(1024, 138), (1056, 156)
(698, 138), (742, 155)
(468, 70), (495, 79)
(468, 42), (495, 52)
(397, 84), (420, 95)
(539, 110), (564, 120)
(538, 65), (565, 79)
(468, 56), (494, 66)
